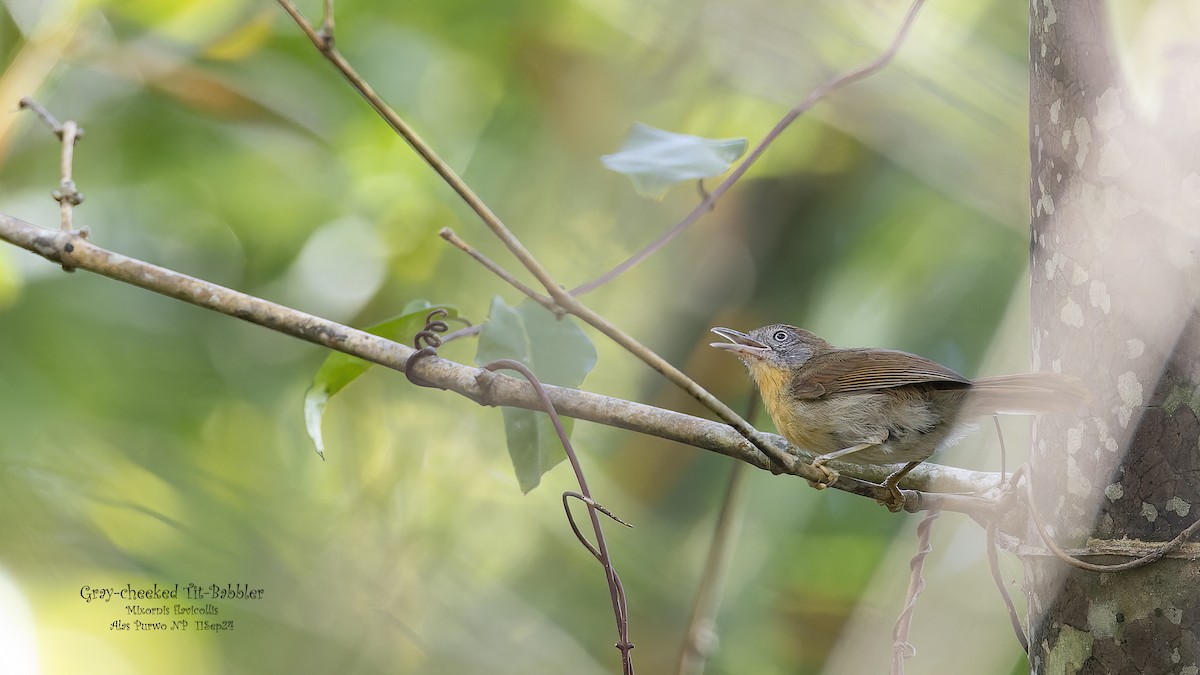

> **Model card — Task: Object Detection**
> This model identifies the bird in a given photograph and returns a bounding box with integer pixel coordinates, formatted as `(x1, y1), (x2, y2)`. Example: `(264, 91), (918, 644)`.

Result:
(710, 324), (1088, 510)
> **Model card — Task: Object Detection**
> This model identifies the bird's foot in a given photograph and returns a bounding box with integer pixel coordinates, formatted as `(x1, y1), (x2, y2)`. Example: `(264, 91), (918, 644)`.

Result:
(807, 459), (839, 490)
(876, 483), (906, 512)
(876, 461), (920, 512)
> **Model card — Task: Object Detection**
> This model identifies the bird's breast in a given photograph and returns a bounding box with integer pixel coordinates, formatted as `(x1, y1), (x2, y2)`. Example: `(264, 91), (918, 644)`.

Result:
(748, 362), (841, 454)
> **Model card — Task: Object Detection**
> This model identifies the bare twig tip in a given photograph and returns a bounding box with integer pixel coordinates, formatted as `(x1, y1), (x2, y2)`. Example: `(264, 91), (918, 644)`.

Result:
(319, 0), (336, 49)
(441, 228), (559, 312)
(17, 97), (64, 134)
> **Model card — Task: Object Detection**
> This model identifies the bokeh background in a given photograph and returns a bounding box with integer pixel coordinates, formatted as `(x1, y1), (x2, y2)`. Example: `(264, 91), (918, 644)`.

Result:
(0, 0), (1062, 672)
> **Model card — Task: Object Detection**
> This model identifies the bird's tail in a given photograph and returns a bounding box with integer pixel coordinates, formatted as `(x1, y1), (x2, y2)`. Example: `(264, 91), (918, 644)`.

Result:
(965, 373), (1091, 416)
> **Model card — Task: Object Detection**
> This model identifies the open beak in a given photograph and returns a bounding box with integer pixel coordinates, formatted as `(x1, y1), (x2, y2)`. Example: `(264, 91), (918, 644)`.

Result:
(710, 327), (768, 357)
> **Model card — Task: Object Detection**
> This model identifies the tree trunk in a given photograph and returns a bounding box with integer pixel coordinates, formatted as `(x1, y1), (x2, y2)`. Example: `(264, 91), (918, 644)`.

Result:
(1027, 1), (1200, 673)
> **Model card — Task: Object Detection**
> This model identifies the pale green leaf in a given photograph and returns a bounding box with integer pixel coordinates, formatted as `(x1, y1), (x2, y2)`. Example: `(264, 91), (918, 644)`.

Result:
(601, 122), (748, 198)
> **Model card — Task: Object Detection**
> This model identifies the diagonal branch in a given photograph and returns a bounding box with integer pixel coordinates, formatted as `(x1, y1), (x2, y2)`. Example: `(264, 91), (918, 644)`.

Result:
(676, 463), (748, 675)
(274, 0), (565, 306)
(438, 227), (559, 314)
(0, 213), (1002, 518)
(570, 0), (928, 296)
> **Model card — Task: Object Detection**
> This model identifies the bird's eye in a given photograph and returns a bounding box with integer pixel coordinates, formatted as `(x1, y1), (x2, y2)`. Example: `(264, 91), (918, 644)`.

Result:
(772, 330), (789, 342)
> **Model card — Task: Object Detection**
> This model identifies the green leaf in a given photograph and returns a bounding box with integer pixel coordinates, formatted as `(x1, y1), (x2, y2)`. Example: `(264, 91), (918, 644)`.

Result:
(600, 122), (748, 198)
(303, 301), (457, 459)
(476, 297), (598, 492)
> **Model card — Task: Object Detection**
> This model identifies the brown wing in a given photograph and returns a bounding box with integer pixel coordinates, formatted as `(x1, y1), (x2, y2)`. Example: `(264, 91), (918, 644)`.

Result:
(790, 348), (971, 399)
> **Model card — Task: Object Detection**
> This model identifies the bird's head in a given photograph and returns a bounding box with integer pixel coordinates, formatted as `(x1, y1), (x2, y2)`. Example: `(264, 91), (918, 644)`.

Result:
(710, 324), (829, 371)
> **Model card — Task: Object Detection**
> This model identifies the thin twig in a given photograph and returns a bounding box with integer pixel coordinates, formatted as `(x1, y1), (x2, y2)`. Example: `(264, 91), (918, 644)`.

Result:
(319, 0), (335, 46)
(676, 396), (756, 675)
(17, 97), (62, 133)
(563, 491), (633, 561)
(676, 466), (747, 675)
(484, 358), (635, 675)
(442, 323), (482, 343)
(53, 120), (83, 232)
(993, 416), (1007, 483)
(983, 413), (1028, 650)
(438, 227), (560, 314)
(18, 98), (85, 266)
(891, 509), (940, 675)
(986, 522), (1028, 653)
(564, 492), (634, 532)
(274, 0), (567, 306)
(570, 0), (928, 296)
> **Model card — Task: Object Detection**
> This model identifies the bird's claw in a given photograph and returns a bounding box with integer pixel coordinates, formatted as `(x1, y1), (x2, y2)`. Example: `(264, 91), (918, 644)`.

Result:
(807, 460), (839, 490)
(877, 484), (906, 512)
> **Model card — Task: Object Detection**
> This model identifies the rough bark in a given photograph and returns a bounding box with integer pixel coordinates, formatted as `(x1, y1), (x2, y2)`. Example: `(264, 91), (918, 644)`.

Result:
(1027, 0), (1200, 672)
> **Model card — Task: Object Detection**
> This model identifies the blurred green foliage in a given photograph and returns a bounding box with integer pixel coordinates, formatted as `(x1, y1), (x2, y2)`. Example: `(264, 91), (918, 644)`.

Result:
(0, 0), (1033, 673)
